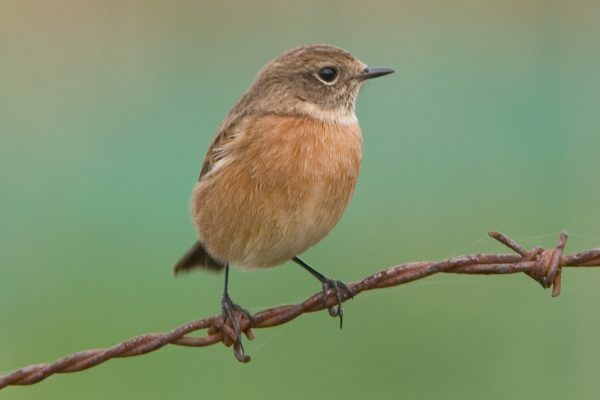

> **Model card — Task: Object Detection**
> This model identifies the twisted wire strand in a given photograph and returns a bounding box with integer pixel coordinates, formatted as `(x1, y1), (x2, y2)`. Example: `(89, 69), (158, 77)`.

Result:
(2, 230), (599, 389)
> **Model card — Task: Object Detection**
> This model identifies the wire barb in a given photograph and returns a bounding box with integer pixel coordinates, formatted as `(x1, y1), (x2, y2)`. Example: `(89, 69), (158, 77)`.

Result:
(1, 230), (600, 390)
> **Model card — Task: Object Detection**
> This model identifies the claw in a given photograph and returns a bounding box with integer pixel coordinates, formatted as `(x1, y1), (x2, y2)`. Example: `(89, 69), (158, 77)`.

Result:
(220, 293), (253, 352)
(321, 279), (353, 329)
(292, 256), (354, 329)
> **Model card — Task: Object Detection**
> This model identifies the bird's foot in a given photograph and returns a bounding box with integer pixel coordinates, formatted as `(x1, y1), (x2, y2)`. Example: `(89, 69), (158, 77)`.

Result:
(291, 257), (354, 329)
(218, 293), (254, 362)
(320, 278), (354, 329)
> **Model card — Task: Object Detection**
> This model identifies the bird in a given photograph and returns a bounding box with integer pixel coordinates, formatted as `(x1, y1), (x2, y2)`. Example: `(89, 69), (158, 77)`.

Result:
(174, 44), (393, 347)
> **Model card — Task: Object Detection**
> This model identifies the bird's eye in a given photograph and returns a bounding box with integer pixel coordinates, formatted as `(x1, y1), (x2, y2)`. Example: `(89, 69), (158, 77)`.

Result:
(316, 67), (338, 84)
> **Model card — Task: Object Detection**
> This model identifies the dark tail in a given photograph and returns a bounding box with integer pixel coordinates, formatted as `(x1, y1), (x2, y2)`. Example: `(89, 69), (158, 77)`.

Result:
(174, 241), (226, 274)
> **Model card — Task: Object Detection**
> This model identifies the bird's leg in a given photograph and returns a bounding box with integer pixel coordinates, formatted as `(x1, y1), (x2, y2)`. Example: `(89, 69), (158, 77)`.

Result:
(292, 256), (353, 329)
(220, 264), (253, 348)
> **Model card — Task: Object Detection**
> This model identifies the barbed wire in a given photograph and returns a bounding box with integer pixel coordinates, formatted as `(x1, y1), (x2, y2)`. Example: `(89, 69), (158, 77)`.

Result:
(2, 230), (599, 390)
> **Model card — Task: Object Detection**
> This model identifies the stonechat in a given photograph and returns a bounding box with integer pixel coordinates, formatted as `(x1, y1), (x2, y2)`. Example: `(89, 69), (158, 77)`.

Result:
(174, 44), (393, 345)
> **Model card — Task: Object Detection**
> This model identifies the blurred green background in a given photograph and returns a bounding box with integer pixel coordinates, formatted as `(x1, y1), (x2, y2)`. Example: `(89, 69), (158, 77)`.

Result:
(1, 1), (600, 399)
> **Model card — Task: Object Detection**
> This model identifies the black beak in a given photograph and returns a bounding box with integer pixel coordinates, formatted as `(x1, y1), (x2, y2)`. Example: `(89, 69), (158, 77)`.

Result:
(361, 66), (394, 80)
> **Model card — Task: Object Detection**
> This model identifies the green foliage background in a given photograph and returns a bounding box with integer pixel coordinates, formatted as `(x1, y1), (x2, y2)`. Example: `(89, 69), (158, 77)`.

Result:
(1, 1), (599, 399)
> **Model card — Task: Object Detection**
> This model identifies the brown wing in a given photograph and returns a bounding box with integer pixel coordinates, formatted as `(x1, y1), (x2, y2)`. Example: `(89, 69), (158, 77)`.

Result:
(198, 125), (233, 179)
(198, 105), (252, 180)
(173, 112), (248, 274)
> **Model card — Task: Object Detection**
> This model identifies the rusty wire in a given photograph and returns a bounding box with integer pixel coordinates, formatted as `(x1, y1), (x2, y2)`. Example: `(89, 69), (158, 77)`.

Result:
(2, 230), (600, 390)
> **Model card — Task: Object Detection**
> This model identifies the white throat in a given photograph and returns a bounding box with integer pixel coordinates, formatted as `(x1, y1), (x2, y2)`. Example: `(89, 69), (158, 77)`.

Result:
(296, 102), (358, 125)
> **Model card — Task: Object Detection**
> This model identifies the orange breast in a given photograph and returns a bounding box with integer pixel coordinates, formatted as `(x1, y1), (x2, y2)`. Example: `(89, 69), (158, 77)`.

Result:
(192, 114), (362, 268)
